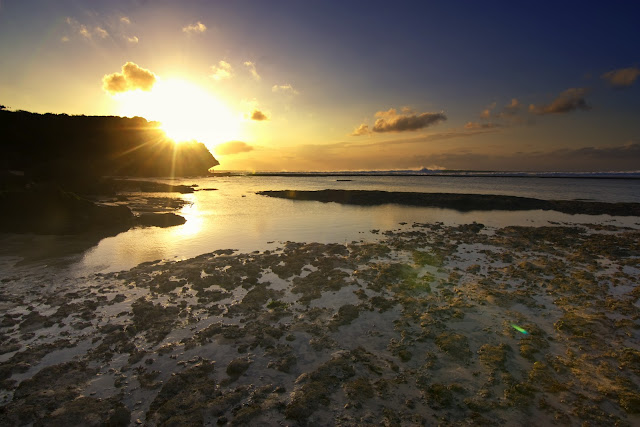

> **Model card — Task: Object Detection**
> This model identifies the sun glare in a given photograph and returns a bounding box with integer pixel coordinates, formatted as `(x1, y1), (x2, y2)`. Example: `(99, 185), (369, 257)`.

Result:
(115, 79), (240, 146)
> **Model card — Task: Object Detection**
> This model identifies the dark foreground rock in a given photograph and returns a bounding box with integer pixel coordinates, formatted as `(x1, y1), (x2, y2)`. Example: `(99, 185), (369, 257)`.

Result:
(0, 185), (134, 234)
(257, 189), (640, 216)
(110, 179), (195, 194)
(136, 212), (187, 227)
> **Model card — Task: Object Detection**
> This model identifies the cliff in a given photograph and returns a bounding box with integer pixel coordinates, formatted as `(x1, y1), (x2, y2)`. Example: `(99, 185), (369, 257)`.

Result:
(0, 109), (219, 183)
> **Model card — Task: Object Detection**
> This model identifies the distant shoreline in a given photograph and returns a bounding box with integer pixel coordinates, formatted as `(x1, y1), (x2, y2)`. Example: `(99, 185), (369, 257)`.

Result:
(216, 171), (640, 179)
(257, 189), (640, 216)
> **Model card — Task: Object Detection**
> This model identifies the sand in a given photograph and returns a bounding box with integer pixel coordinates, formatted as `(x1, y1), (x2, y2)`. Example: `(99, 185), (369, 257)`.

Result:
(0, 221), (639, 425)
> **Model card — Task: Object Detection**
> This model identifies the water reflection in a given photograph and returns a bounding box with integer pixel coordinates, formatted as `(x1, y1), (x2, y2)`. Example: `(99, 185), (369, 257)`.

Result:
(73, 176), (640, 275)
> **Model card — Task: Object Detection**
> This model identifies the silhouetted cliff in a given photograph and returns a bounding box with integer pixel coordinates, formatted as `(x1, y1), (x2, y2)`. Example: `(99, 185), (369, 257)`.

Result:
(0, 109), (219, 184)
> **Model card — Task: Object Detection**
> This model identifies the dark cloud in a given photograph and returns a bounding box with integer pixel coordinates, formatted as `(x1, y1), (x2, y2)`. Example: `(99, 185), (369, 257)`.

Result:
(215, 141), (254, 155)
(102, 62), (156, 94)
(529, 88), (591, 115)
(372, 108), (447, 133)
(601, 67), (640, 88)
(464, 122), (501, 130)
(413, 142), (640, 172)
(251, 109), (269, 121)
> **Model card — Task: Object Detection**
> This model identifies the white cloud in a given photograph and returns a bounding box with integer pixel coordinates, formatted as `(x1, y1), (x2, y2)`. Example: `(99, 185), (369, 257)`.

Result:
(125, 35), (139, 44)
(120, 16), (131, 25)
(95, 26), (109, 39)
(210, 61), (233, 81)
(64, 17), (112, 41)
(272, 84), (300, 95)
(182, 21), (207, 34)
(244, 61), (261, 80)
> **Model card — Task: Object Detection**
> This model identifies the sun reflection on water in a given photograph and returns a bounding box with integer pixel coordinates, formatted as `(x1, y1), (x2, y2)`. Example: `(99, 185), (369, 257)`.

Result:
(172, 198), (204, 237)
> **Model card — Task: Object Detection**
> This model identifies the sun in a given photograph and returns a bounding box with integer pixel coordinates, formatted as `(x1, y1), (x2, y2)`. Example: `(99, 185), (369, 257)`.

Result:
(115, 79), (240, 145)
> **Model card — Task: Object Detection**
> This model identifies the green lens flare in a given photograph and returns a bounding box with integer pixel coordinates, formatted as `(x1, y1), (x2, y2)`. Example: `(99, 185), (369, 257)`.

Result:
(511, 324), (528, 334)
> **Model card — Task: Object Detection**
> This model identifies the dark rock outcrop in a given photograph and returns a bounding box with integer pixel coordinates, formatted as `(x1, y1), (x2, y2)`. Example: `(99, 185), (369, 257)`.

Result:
(257, 189), (640, 216)
(137, 212), (187, 228)
(0, 185), (134, 234)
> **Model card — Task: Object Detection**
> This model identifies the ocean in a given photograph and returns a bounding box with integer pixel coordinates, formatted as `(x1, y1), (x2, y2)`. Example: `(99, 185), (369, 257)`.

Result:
(70, 175), (640, 275)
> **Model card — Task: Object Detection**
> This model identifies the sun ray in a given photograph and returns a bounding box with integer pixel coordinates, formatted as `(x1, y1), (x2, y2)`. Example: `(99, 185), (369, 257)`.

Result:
(115, 79), (240, 147)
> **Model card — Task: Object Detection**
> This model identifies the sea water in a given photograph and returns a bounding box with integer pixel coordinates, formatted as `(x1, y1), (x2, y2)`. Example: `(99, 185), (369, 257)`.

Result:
(70, 175), (640, 275)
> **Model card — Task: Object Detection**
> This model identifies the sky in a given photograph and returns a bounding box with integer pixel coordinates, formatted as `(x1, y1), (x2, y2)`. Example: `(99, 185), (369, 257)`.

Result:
(1, 0), (639, 172)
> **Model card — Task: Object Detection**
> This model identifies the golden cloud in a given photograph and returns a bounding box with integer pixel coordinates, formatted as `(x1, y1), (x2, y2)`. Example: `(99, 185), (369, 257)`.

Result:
(250, 110), (269, 121)
(244, 61), (261, 80)
(215, 141), (254, 155)
(211, 61), (233, 81)
(601, 67), (640, 88)
(371, 108), (446, 133)
(272, 84), (299, 95)
(182, 21), (207, 34)
(102, 62), (157, 94)
(351, 124), (370, 136)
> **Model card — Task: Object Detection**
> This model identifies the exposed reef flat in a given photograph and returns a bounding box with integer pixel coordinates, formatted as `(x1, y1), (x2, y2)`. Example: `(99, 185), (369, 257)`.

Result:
(257, 189), (640, 216)
(1, 222), (639, 425)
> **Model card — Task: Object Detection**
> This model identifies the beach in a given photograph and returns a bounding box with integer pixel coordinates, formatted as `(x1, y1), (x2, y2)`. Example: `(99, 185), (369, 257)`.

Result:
(1, 177), (639, 425)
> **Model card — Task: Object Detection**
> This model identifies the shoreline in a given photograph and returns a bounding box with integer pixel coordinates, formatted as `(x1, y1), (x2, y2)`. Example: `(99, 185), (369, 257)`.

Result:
(1, 221), (639, 425)
(258, 189), (640, 216)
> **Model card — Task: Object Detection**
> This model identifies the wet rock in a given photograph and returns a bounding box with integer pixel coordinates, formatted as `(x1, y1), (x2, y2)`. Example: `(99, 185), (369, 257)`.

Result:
(136, 212), (186, 227)
(226, 357), (251, 378)
(146, 360), (216, 425)
(435, 332), (472, 361)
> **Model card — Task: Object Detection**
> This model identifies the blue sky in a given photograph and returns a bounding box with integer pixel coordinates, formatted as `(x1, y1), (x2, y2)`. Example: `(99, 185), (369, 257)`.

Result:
(1, 0), (639, 171)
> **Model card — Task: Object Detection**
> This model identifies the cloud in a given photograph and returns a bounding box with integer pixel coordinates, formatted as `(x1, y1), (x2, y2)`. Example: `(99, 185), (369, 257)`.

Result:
(95, 26), (109, 39)
(182, 21), (206, 34)
(351, 124), (370, 136)
(480, 98), (520, 120)
(65, 17), (110, 40)
(371, 108), (447, 133)
(272, 84), (299, 95)
(120, 16), (131, 25)
(244, 61), (261, 80)
(601, 67), (640, 88)
(464, 122), (501, 130)
(529, 88), (591, 115)
(215, 141), (255, 155)
(480, 102), (496, 119)
(412, 142), (640, 172)
(125, 35), (139, 44)
(102, 62), (157, 94)
(210, 61), (233, 81)
(250, 110), (269, 121)
(502, 98), (520, 116)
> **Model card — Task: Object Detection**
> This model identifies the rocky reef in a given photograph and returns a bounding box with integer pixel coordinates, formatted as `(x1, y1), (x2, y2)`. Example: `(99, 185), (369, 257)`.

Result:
(1, 221), (638, 425)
